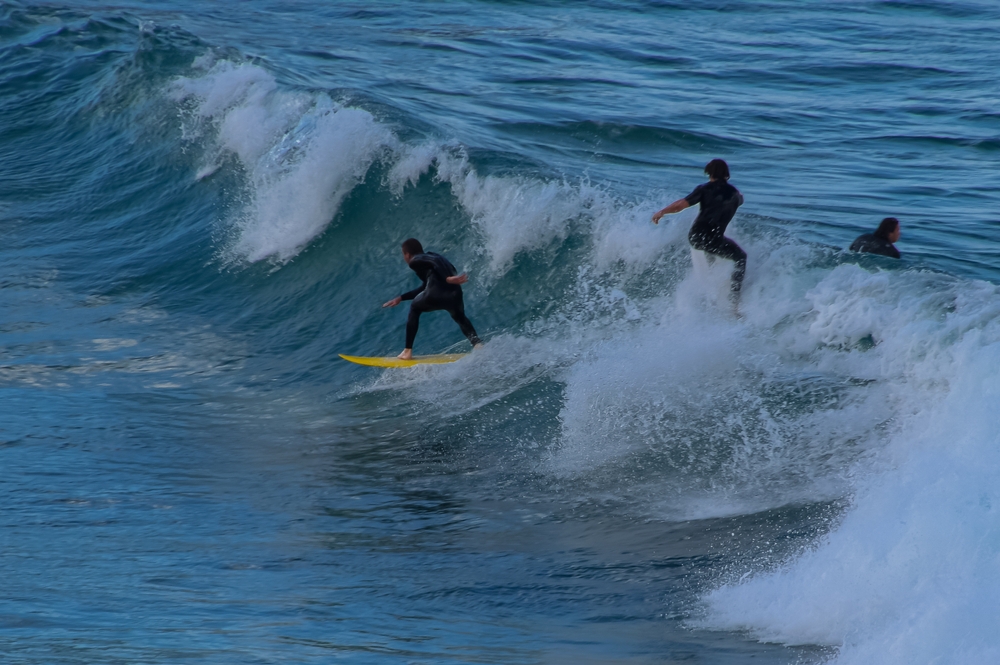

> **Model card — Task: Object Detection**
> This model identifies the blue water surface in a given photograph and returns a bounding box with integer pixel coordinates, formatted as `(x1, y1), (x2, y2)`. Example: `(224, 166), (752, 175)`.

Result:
(2, 1), (998, 663)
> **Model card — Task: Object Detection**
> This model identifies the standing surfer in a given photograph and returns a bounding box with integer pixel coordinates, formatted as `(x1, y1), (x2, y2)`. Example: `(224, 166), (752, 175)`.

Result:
(652, 159), (746, 311)
(383, 238), (482, 360)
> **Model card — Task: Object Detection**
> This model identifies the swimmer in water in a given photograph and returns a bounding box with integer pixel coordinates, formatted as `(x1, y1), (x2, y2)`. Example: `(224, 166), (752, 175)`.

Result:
(850, 217), (901, 259)
(652, 158), (746, 311)
(382, 238), (482, 360)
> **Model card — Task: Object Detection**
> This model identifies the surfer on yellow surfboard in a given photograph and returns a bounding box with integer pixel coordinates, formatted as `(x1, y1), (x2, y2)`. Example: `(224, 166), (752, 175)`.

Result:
(381, 238), (483, 360)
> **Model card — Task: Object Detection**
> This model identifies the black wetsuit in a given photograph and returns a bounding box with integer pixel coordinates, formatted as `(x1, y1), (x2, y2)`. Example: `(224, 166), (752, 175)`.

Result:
(850, 233), (900, 259)
(684, 179), (746, 296)
(400, 252), (481, 349)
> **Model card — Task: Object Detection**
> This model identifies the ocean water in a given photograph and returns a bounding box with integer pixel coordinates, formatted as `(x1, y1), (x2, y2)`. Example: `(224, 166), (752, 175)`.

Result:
(2, 1), (999, 663)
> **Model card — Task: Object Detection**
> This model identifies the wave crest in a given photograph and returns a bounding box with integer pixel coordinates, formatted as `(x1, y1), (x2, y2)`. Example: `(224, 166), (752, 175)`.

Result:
(171, 59), (397, 263)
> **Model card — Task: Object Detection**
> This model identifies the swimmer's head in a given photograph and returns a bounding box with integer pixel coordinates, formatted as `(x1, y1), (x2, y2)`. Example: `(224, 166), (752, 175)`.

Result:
(704, 158), (730, 181)
(876, 217), (901, 242)
(401, 238), (424, 262)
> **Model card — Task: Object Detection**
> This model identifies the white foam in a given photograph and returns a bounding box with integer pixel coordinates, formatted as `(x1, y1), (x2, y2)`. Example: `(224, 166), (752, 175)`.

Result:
(172, 63), (638, 269)
(171, 61), (396, 263)
(424, 151), (634, 276)
(590, 202), (692, 273)
(168, 64), (1000, 663)
(697, 271), (1000, 664)
(383, 143), (661, 277)
(386, 141), (440, 196)
(234, 105), (395, 263)
(544, 241), (905, 518)
(362, 153), (1000, 658)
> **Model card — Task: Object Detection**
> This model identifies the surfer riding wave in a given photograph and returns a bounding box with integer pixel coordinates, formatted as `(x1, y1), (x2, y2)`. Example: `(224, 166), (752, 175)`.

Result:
(383, 238), (482, 360)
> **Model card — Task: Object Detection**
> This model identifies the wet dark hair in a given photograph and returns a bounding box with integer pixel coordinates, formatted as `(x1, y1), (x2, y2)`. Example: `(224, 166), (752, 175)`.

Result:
(704, 158), (730, 181)
(401, 238), (424, 256)
(875, 217), (900, 239)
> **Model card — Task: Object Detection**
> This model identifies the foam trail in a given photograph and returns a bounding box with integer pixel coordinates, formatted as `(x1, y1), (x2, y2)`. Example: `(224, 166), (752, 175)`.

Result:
(699, 274), (1000, 664)
(171, 60), (396, 263)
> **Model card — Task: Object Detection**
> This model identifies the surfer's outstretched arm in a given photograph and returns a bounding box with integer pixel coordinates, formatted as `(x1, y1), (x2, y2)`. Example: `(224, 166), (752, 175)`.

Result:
(384, 283), (425, 308)
(652, 199), (690, 224)
(446, 273), (468, 285)
(400, 284), (425, 300)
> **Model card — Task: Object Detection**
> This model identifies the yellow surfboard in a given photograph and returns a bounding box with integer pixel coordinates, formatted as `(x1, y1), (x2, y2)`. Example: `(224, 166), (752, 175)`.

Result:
(339, 353), (467, 368)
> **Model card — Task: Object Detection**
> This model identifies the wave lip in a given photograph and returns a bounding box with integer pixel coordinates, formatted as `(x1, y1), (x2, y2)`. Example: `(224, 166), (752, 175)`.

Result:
(171, 59), (397, 264)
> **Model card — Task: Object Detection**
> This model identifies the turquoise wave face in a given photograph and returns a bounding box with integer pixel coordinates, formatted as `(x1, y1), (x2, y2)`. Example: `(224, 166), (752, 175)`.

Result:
(2, 2), (1000, 663)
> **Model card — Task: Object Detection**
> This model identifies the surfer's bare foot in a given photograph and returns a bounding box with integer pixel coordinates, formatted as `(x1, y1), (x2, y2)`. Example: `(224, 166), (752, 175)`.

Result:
(397, 349), (413, 360)
(473, 343), (485, 350)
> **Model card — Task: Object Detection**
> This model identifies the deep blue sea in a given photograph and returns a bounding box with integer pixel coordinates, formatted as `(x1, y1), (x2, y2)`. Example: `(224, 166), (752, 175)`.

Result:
(3, 1), (1000, 663)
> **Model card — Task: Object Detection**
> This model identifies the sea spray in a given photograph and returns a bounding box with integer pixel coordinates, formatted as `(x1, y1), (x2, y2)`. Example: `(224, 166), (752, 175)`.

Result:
(701, 274), (1000, 664)
(544, 253), (897, 519)
(6, 2), (1000, 663)
(170, 60), (397, 263)
(389, 145), (644, 277)
(171, 61), (691, 281)
(161, 37), (1000, 665)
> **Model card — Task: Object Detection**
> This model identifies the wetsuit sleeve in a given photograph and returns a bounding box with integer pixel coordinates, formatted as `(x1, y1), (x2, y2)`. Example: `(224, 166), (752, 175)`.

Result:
(400, 284), (424, 301)
(400, 254), (436, 300)
(684, 184), (705, 206)
(406, 256), (436, 273)
(437, 255), (459, 277)
(411, 254), (456, 278)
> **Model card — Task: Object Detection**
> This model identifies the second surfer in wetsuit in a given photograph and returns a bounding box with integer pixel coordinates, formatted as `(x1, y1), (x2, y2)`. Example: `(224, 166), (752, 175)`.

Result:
(652, 158), (746, 309)
(382, 238), (482, 360)
(850, 217), (901, 259)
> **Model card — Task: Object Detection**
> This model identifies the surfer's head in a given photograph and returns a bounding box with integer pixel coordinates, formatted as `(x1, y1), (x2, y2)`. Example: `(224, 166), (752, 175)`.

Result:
(401, 238), (424, 262)
(876, 217), (901, 242)
(704, 158), (730, 181)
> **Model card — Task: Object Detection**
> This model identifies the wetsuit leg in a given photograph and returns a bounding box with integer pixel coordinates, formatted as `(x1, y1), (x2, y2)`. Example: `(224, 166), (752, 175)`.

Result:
(405, 303), (423, 349)
(405, 288), (481, 349)
(691, 234), (747, 296)
(446, 293), (481, 345)
(711, 237), (747, 296)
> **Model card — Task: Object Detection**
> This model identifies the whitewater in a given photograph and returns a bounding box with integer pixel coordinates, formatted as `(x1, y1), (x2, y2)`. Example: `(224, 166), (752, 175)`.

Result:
(2, 1), (999, 663)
